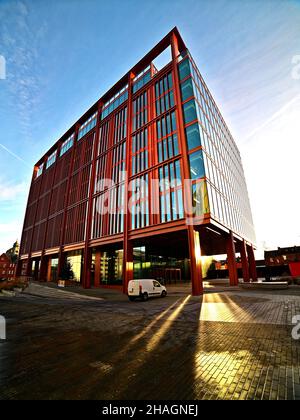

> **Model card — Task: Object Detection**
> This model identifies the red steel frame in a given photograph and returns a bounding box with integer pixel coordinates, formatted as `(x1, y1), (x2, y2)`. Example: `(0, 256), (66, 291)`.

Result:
(18, 27), (257, 295)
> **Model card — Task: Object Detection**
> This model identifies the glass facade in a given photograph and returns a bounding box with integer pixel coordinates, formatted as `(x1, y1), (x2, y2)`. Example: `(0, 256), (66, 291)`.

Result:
(133, 246), (189, 283)
(155, 72), (175, 116)
(159, 160), (184, 223)
(66, 250), (82, 282)
(132, 91), (148, 132)
(133, 66), (151, 94)
(78, 112), (98, 140)
(36, 163), (44, 178)
(50, 257), (58, 282)
(100, 249), (123, 285)
(179, 52), (255, 241)
(60, 134), (74, 156)
(101, 86), (128, 120)
(46, 150), (57, 169)
(185, 123), (202, 150)
(132, 128), (148, 175)
(130, 173), (149, 230)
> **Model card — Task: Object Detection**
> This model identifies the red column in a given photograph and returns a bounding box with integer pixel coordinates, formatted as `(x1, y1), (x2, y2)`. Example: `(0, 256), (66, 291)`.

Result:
(16, 259), (22, 277)
(170, 32), (203, 296)
(83, 103), (103, 289)
(188, 228), (203, 296)
(123, 240), (134, 294)
(39, 256), (49, 282)
(122, 72), (135, 294)
(82, 248), (92, 289)
(247, 244), (257, 282)
(226, 231), (238, 286)
(240, 239), (250, 283)
(57, 124), (80, 279)
(25, 258), (32, 277)
(94, 250), (101, 287)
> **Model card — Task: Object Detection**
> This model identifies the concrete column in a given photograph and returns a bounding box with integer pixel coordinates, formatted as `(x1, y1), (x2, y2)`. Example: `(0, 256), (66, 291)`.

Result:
(240, 240), (250, 283)
(247, 244), (257, 282)
(188, 227), (203, 296)
(226, 232), (238, 286)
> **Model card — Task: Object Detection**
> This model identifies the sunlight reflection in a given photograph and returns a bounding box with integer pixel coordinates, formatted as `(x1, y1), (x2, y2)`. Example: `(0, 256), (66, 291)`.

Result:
(146, 295), (191, 352)
(199, 293), (255, 323)
(127, 298), (182, 347)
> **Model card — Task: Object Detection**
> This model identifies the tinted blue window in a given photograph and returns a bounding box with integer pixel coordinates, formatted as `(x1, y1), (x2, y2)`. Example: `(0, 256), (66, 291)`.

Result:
(178, 59), (191, 80)
(180, 78), (194, 101)
(185, 123), (202, 150)
(183, 100), (198, 124)
(189, 151), (205, 180)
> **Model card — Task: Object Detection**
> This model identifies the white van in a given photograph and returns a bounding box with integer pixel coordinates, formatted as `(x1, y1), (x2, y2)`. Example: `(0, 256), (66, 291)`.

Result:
(128, 279), (167, 301)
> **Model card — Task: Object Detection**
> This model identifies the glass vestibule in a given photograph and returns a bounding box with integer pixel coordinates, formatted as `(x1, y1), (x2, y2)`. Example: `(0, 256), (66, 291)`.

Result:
(93, 246), (190, 286)
(100, 249), (123, 285)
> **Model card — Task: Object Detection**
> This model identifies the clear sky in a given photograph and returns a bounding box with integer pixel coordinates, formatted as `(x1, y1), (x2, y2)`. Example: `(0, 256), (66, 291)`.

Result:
(0, 0), (299, 257)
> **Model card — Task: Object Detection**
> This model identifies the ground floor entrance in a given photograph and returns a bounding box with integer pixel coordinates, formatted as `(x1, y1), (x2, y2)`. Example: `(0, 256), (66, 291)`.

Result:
(18, 224), (257, 295)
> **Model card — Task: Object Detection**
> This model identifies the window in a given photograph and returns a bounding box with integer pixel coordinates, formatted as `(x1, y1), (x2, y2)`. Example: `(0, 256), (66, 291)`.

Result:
(130, 173), (149, 229)
(133, 91), (148, 131)
(101, 85), (128, 120)
(60, 134), (74, 156)
(156, 111), (177, 140)
(46, 150), (57, 169)
(157, 134), (179, 163)
(114, 107), (127, 144)
(132, 128), (148, 175)
(78, 112), (98, 140)
(133, 67), (151, 94)
(36, 163), (44, 178)
(108, 183), (125, 235)
(183, 100), (198, 124)
(180, 78), (194, 102)
(192, 180), (210, 216)
(111, 142), (126, 183)
(98, 120), (110, 155)
(65, 251), (82, 282)
(178, 59), (191, 80)
(155, 72), (174, 116)
(159, 160), (184, 223)
(185, 123), (202, 150)
(189, 151), (205, 180)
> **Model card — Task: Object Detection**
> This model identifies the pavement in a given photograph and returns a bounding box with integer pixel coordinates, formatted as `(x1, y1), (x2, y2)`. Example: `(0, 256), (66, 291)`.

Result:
(0, 281), (300, 400)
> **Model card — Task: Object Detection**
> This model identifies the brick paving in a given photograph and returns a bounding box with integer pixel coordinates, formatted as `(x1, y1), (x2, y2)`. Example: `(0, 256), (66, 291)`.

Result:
(0, 283), (300, 400)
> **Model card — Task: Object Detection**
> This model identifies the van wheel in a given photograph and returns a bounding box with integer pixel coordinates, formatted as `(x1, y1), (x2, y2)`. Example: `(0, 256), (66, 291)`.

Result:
(142, 292), (149, 301)
(128, 296), (136, 302)
(161, 290), (167, 298)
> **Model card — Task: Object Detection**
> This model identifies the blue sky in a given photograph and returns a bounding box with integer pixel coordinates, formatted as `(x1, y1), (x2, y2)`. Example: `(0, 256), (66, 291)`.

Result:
(0, 0), (300, 255)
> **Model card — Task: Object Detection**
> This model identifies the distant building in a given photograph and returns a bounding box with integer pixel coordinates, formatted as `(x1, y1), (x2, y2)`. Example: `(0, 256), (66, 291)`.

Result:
(265, 246), (300, 277)
(0, 253), (16, 281)
(6, 240), (19, 264)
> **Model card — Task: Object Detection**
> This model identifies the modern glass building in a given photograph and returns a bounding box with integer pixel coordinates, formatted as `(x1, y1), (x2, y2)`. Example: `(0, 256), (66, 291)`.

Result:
(18, 28), (256, 295)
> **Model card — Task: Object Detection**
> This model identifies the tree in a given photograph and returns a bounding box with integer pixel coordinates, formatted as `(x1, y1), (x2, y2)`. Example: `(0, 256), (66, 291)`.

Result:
(60, 260), (74, 281)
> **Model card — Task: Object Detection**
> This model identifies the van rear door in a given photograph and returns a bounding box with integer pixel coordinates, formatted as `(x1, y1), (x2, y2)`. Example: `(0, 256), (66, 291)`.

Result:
(129, 280), (140, 296)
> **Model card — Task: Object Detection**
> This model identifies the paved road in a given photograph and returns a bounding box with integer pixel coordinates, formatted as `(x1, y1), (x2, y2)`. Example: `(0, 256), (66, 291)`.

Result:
(0, 283), (300, 400)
